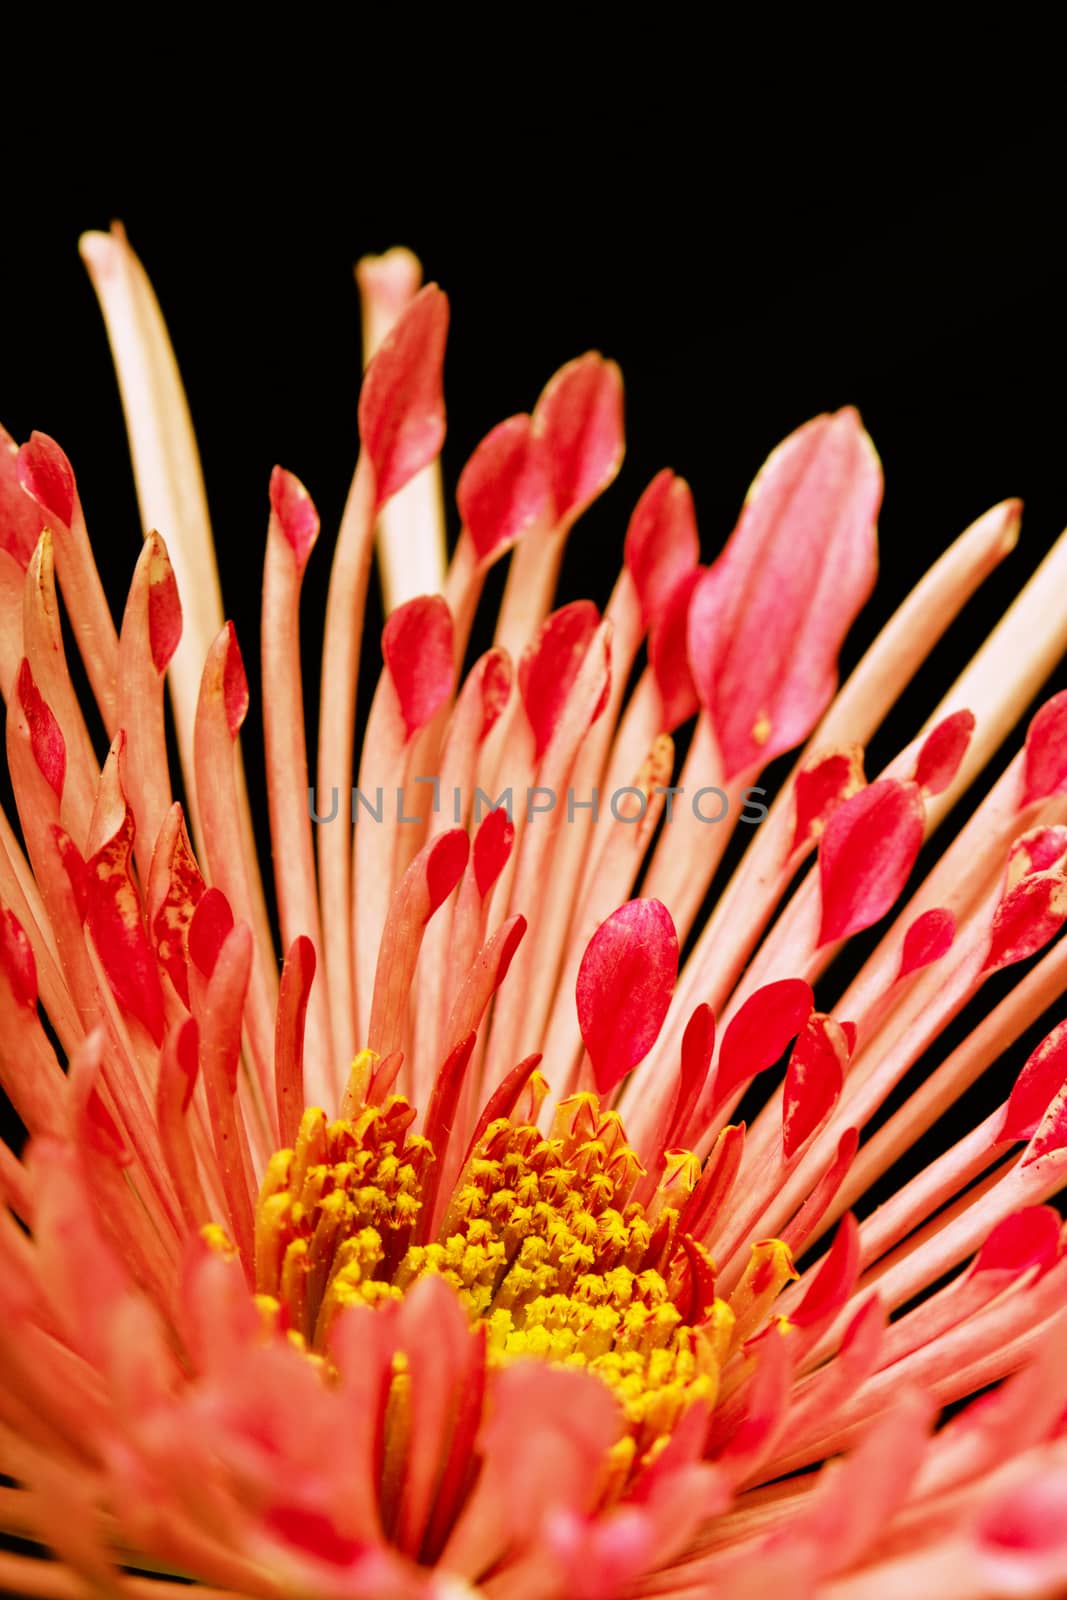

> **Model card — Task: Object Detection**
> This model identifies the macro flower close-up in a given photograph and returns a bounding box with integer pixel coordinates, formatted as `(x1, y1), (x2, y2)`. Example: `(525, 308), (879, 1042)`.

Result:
(3, 156), (1067, 1600)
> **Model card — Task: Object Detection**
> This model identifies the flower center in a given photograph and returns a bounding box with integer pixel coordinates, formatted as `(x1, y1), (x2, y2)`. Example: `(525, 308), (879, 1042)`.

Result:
(249, 1083), (794, 1472)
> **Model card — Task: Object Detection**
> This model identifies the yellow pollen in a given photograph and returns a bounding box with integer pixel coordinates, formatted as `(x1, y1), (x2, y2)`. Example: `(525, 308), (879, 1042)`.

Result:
(245, 1085), (792, 1471)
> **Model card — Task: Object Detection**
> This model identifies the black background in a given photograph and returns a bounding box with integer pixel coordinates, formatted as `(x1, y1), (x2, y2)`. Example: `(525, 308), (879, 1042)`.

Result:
(2, 107), (1066, 1194)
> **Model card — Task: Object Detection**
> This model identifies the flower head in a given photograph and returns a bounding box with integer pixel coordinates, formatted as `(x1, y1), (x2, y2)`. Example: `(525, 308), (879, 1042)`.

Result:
(2, 229), (1067, 1599)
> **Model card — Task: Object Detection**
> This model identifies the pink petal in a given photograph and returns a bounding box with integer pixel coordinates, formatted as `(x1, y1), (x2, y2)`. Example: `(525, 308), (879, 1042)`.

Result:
(0, 423), (44, 568)
(1001, 1020), (1067, 1143)
(688, 408), (881, 781)
(782, 1013), (849, 1160)
(17, 431), (75, 528)
(790, 1212), (860, 1331)
(1022, 690), (1067, 804)
(0, 905), (37, 1010)
(791, 745), (866, 854)
(472, 805), (514, 899)
(358, 284), (449, 506)
(16, 658), (65, 799)
(83, 750), (164, 1044)
(275, 936), (316, 1149)
(143, 535), (182, 673)
(715, 978), (814, 1106)
(188, 886), (235, 978)
(914, 709), (975, 795)
(649, 568), (702, 731)
(519, 600), (600, 760)
(269, 465), (320, 574)
(898, 906), (956, 977)
(576, 899), (679, 1094)
(623, 469), (700, 627)
(984, 873), (1067, 972)
(456, 414), (551, 562)
(532, 352), (625, 523)
(381, 594), (453, 739)
(972, 1205), (1062, 1277)
(818, 778), (925, 945)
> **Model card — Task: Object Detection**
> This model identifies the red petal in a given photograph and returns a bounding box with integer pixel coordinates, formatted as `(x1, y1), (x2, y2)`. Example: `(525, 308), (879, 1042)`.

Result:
(145, 536), (182, 672)
(665, 1004), (716, 1150)
(188, 886), (235, 977)
(1024, 1081), (1067, 1166)
(85, 786), (165, 1044)
(790, 1213), (859, 1329)
(149, 808), (205, 1007)
(818, 778), (925, 945)
(269, 465), (319, 572)
(0, 906), (36, 1009)
(457, 414), (551, 562)
(1023, 691), (1067, 805)
(1001, 1020), (1067, 1143)
(382, 594), (453, 738)
(972, 1206), (1062, 1278)
(914, 709), (974, 795)
(782, 1014), (848, 1160)
(623, 470), (700, 628)
(473, 806), (514, 899)
(791, 745), (866, 854)
(0, 423), (44, 567)
(86, 1088), (131, 1166)
(17, 431), (75, 527)
(984, 874), (1067, 972)
(532, 353), (624, 522)
(898, 907), (956, 978)
(715, 978), (814, 1106)
(576, 899), (679, 1094)
(477, 648), (512, 742)
(17, 658), (65, 799)
(263, 1505), (365, 1568)
(424, 829), (470, 918)
(688, 409), (881, 781)
(519, 600), (599, 760)
(1007, 826), (1067, 884)
(358, 284), (449, 506)
(649, 568), (702, 731)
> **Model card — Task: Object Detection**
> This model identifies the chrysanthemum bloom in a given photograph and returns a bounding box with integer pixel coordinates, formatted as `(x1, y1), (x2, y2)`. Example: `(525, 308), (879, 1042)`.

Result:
(3, 233), (1067, 1600)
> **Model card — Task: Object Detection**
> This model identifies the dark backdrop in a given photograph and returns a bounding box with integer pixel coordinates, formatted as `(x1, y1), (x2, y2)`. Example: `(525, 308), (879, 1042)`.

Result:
(1, 109), (1066, 1193)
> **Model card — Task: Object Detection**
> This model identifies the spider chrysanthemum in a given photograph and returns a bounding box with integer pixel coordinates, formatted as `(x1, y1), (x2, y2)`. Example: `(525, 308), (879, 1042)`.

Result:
(1, 232), (1067, 1599)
